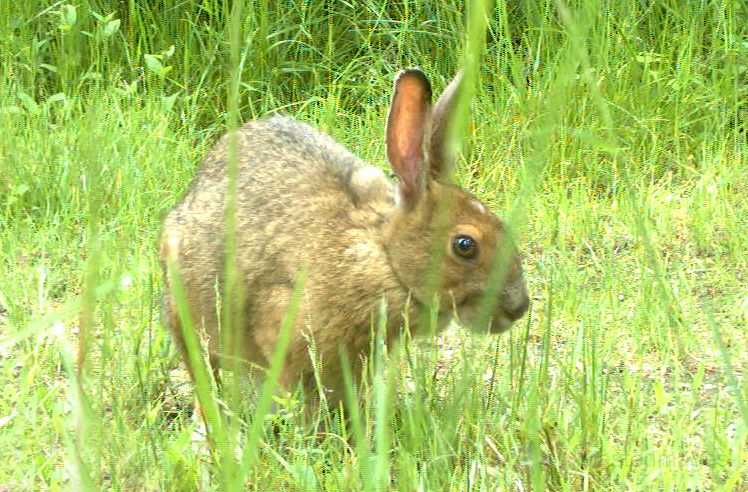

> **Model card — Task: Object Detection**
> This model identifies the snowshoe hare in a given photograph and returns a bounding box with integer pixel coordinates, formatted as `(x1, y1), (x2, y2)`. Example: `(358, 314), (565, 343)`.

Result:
(161, 68), (529, 405)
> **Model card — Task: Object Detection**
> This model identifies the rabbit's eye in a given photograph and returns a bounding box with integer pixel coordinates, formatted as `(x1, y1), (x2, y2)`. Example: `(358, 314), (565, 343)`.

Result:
(452, 235), (477, 260)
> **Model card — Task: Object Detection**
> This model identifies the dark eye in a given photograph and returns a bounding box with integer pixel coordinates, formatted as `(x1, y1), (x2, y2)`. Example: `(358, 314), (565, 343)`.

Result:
(452, 234), (478, 260)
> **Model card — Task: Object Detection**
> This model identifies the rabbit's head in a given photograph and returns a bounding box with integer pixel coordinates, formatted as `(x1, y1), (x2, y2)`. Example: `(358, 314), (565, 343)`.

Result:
(383, 69), (529, 334)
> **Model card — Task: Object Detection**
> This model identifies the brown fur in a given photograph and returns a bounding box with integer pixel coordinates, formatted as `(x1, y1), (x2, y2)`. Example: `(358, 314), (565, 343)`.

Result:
(161, 69), (529, 405)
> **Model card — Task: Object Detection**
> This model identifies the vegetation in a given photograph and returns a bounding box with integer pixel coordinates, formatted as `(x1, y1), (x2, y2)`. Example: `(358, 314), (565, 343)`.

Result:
(1, 0), (746, 489)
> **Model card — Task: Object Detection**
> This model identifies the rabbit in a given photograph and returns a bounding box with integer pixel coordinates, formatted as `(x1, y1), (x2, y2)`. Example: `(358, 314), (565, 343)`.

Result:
(160, 68), (529, 407)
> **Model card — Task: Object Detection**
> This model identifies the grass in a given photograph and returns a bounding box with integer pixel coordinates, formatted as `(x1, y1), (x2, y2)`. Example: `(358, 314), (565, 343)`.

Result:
(1, 0), (747, 489)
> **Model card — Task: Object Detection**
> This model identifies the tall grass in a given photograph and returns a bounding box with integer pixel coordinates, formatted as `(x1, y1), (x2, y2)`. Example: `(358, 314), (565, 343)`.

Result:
(1, 0), (746, 489)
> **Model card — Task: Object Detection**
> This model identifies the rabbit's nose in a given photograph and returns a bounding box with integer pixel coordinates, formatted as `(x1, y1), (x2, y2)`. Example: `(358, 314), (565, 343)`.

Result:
(501, 278), (529, 321)
(504, 292), (529, 321)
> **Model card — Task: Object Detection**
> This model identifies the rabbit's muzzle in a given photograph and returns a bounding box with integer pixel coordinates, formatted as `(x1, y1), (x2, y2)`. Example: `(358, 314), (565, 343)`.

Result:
(494, 256), (530, 330)
(481, 260), (530, 334)
(497, 275), (529, 327)
(453, 270), (529, 334)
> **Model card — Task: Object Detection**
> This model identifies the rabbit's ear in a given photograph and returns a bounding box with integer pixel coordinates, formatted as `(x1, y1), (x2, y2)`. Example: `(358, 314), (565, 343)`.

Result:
(386, 68), (432, 208)
(428, 71), (464, 181)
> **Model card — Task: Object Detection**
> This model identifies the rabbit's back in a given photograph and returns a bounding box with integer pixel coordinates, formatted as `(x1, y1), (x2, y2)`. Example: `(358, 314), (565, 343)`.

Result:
(176, 115), (393, 218)
(168, 115), (396, 274)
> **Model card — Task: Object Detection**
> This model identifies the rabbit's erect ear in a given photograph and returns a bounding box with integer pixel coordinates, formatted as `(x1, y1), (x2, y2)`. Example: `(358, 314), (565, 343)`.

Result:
(386, 68), (432, 208)
(428, 71), (464, 181)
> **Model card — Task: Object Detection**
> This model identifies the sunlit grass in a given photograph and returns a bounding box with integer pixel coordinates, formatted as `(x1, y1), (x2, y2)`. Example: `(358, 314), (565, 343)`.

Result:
(1, 0), (746, 489)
